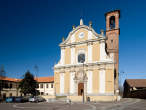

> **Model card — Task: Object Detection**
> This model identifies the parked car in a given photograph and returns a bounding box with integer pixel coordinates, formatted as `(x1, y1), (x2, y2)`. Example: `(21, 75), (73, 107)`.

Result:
(22, 96), (32, 102)
(0, 97), (3, 102)
(15, 96), (25, 103)
(5, 97), (15, 103)
(29, 96), (46, 102)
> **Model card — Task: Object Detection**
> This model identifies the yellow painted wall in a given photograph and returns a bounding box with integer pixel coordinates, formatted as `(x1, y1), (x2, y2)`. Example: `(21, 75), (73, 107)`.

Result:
(75, 28), (88, 42)
(92, 69), (99, 93)
(64, 72), (70, 94)
(92, 42), (100, 61)
(54, 72), (60, 94)
(75, 45), (88, 63)
(105, 69), (114, 93)
(65, 47), (71, 64)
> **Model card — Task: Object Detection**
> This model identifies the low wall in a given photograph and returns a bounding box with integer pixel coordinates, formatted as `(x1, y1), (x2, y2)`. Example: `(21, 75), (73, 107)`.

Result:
(68, 95), (117, 102)
(41, 95), (56, 99)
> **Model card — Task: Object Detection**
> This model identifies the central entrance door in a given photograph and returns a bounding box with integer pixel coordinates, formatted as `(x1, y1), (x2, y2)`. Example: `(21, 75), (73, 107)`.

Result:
(78, 83), (84, 96)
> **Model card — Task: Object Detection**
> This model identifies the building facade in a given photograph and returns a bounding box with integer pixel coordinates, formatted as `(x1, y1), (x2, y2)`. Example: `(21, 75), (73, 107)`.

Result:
(123, 79), (146, 99)
(54, 10), (120, 101)
(0, 77), (21, 99)
(36, 77), (55, 99)
(0, 76), (55, 100)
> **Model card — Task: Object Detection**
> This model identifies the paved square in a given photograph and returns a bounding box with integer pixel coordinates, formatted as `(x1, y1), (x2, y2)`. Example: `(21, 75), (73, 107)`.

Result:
(0, 98), (146, 110)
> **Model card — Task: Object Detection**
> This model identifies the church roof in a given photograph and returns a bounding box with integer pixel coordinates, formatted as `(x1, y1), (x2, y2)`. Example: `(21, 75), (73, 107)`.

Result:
(125, 79), (146, 88)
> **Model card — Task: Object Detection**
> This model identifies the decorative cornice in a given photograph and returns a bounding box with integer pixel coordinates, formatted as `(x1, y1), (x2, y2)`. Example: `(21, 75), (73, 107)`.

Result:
(99, 64), (106, 70)
(70, 44), (75, 48)
(54, 61), (114, 70)
(99, 39), (105, 44)
(59, 25), (106, 47)
(60, 38), (106, 47)
(61, 46), (65, 49)
(87, 41), (93, 46)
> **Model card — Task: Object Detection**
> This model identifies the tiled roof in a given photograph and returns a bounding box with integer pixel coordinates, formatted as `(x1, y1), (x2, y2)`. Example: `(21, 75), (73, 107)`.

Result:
(125, 79), (146, 87)
(0, 76), (20, 82)
(35, 76), (54, 83)
(0, 76), (54, 83)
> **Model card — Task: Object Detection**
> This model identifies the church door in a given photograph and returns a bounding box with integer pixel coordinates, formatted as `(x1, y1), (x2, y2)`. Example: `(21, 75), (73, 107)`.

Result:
(78, 83), (84, 96)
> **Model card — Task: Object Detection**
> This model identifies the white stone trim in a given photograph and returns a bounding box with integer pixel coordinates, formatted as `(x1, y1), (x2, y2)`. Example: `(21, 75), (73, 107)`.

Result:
(60, 48), (65, 65)
(99, 69), (105, 93)
(100, 40), (106, 61)
(60, 73), (64, 94)
(88, 31), (92, 40)
(88, 43), (92, 63)
(70, 72), (75, 94)
(71, 47), (75, 64)
(54, 61), (114, 69)
(87, 71), (92, 94)
(60, 25), (102, 46)
(71, 34), (75, 43)
(60, 38), (104, 47)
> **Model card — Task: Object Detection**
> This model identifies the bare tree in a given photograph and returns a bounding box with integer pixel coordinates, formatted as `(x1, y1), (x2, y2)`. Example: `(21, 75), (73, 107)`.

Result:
(0, 65), (6, 98)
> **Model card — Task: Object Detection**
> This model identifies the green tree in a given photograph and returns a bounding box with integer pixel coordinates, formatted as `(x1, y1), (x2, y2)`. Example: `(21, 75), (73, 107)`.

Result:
(19, 71), (38, 96)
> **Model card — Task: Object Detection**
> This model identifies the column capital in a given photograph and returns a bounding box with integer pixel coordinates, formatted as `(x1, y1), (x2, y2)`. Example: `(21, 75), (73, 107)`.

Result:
(99, 64), (106, 70)
(70, 44), (75, 48)
(61, 46), (65, 49)
(99, 39), (105, 44)
(87, 41), (93, 46)
(69, 69), (76, 73)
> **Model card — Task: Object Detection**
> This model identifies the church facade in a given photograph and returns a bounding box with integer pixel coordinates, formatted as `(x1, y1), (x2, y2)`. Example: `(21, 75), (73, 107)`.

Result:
(54, 10), (120, 101)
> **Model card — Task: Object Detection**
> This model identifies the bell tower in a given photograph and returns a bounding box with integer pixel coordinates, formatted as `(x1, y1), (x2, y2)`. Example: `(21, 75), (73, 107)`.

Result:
(105, 10), (120, 93)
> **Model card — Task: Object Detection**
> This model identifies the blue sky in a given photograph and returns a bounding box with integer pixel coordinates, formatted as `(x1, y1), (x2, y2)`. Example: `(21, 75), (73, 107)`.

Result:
(0, 0), (146, 84)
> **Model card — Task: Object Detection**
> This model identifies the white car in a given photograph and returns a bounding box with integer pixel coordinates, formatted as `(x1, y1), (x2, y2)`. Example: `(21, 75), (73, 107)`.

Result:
(29, 96), (45, 102)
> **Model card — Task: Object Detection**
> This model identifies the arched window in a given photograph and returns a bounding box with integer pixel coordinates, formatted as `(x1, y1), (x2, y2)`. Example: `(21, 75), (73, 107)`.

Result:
(109, 16), (115, 29)
(78, 53), (85, 63)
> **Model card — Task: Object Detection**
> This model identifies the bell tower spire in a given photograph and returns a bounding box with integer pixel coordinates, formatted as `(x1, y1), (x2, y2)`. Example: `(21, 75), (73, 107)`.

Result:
(105, 10), (120, 94)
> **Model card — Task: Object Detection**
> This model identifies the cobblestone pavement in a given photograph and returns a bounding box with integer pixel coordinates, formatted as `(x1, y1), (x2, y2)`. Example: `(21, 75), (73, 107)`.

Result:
(0, 98), (146, 110)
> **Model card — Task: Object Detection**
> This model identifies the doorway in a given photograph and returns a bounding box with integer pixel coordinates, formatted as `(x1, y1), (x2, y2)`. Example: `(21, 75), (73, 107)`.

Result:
(78, 83), (84, 96)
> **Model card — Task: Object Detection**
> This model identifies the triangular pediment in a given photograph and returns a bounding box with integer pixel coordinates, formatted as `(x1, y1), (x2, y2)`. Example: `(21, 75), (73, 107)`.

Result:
(60, 25), (104, 46)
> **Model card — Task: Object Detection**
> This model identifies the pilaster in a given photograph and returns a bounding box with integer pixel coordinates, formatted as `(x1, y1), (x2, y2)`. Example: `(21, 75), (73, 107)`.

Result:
(100, 40), (106, 61)
(99, 65), (106, 94)
(88, 42), (93, 63)
(60, 47), (65, 65)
